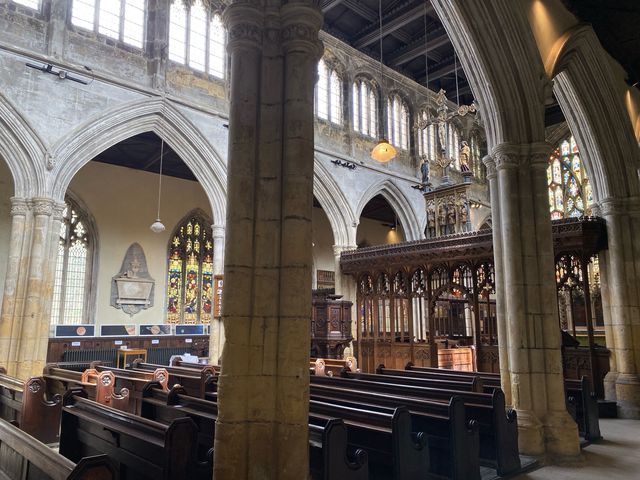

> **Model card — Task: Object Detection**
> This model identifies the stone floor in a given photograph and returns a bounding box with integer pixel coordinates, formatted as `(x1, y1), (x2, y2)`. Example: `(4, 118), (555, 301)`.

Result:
(514, 418), (640, 479)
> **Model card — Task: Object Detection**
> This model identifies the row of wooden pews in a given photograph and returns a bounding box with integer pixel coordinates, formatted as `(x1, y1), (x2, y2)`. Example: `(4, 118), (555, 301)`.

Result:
(399, 362), (602, 441)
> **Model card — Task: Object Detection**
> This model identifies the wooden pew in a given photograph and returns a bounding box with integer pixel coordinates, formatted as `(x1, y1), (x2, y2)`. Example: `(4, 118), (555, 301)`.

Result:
(565, 377), (602, 441)
(309, 417), (369, 480)
(311, 374), (521, 476)
(377, 364), (485, 392)
(310, 382), (480, 480)
(60, 393), (197, 480)
(339, 369), (483, 393)
(43, 365), (130, 412)
(406, 363), (602, 443)
(94, 365), (168, 414)
(0, 417), (117, 480)
(0, 370), (62, 444)
(132, 360), (217, 398)
(309, 400), (429, 480)
(144, 384), (370, 480)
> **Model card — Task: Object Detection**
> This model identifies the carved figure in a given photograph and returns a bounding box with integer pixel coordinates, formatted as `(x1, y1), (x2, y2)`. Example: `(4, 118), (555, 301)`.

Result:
(427, 201), (436, 228)
(446, 199), (456, 230)
(420, 158), (430, 186)
(458, 199), (469, 224)
(459, 141), (471, 172)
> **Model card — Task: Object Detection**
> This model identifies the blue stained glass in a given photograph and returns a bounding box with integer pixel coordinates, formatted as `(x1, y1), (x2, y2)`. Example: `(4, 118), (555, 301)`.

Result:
(568, 178), (579, 196)
(561, 140), (570, 156)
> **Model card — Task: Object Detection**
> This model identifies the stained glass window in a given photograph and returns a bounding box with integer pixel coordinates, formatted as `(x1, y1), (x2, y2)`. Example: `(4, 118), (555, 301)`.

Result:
(169, 1), (227, 79)
(71, 0), (146, 49)
(167, 214), (213, 324)
(51, 197), (94, 325)
(387, 94), (409, 150)
(418, 110), (437, 161)
(352, 78), (377, 138)
(547, 135), (593, 219)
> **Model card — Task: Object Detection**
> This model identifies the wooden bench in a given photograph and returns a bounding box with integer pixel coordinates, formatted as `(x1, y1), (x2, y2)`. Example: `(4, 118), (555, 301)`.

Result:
(43, 365), (130, 412)
(60, 393), (197, 480)
(339, 369), (483, 393)
(94, 365), (168, 414)
(0, 417), (117, 480)
(565, 376), (601, 441)
(406, 363), (602, 443)
(132, 360), (217, 398)
(309, 417), (369, 480)
(311, 374), (520, 476)
(311, 382), (480, 480)
(309, 400), (429, 480)
(378, 364), (485, 392)
(0, 370), (62, 444)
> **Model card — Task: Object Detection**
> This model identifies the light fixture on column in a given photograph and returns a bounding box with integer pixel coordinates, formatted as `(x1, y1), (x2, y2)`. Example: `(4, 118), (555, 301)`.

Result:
(150, 138), (166, 233)
(370, 0), (396, 163)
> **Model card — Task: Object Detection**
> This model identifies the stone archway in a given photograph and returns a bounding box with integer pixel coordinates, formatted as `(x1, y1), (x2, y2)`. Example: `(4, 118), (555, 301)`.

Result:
(48, 97), (227, 225)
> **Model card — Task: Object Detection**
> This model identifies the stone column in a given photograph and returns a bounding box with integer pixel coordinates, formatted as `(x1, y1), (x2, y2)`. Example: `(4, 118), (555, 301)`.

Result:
(492, 143), (579, 457)
(0, 197), (64, 378)
(208, 224), (225, 364)
(332, 244), (356, 296)
(483, 155), (512, 405)
(213, 2), (323, 479)
(599, 198), (640, 418)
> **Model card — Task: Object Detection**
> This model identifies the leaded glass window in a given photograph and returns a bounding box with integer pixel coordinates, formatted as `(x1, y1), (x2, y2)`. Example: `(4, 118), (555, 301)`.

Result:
(12, 0), (40, 10)
(51, 198), (95, 325)
(169, 1), (227, 79)
(71, 0), (146, 49)
(547, 135), (593, 219)
(418, 110), (437, 161)
(387, 94), (409, 150)
(352, 78), (377, 138)
(167, 215), (214, 324)
(315, 59), (343, 125)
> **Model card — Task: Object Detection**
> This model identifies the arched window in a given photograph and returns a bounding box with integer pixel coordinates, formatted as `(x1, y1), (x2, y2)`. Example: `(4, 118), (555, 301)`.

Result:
(167, 213), (214, 324)
(13, 0), (40, 10)
(169, 1), (227, 79)
(387, 94), (409, 150)
(417, 110), (437, 160)
(315, 59), (343, 124)
(71, 0), (146, 48)
(547, 135), (593, 219)
(51, 197), (96, 325)
(447, 123), (460, 168)
(352, 78), (377, 138)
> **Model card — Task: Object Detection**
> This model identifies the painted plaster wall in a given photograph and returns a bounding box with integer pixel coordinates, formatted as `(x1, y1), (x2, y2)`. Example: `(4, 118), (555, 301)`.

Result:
(68, 161), (212, 328)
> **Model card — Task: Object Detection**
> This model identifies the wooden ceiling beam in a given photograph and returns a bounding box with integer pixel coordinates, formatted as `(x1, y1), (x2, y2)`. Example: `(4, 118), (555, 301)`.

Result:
(321, 0), (345, 12)
(388, 29), (449, 66)
(353, 3), (434, 50)
(340, 0), (412, 44)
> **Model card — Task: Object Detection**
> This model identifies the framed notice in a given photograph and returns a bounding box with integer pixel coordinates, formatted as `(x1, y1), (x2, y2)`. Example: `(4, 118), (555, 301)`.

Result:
(140, 324), (172, 336)
(213, 275), (223, 317)
(100, 324), (137, 337)
(175, 325), (205, 336)
(54, 325), (95, 338)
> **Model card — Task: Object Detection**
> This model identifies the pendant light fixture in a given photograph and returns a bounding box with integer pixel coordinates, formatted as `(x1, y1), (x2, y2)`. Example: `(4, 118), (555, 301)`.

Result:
(370, 0), (396, 163)
(150, 138), (166, 233)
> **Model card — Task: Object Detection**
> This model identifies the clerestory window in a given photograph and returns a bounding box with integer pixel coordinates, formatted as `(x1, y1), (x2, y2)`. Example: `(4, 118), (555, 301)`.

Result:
(387, 94), (409, 150)
(315, 59), (343, 125)
(352, 78), (378, 138)
(71, 0), (146, 49)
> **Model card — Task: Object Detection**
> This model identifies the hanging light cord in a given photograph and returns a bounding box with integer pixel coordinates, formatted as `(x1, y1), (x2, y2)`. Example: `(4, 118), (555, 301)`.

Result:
(454, 53), (460, 107)
(379, 0), (384, 93)
(424, 4), (430, 119)
(156, 139), (164, 220)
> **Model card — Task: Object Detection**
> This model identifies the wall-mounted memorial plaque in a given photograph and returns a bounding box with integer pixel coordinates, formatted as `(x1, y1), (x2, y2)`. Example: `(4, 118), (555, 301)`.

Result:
(175, 325), (205, 336)
(111, 243), (155, 316)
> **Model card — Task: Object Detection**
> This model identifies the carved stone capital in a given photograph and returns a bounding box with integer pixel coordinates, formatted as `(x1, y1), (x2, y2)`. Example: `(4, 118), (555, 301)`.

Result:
(10, 197), (28, 217)
(529, 141), (554, 171)
(31, 197), (55, 216)
(491, 143), (520, 171)
(212, 224), (225, 238)
(224, 3), (263, 52)
(280, 3), (324, 58)
(333, 244), (357, 257)
(482, 155), (497, 180)
(599, 196), (640, 218)
(52, 201), (66, 221)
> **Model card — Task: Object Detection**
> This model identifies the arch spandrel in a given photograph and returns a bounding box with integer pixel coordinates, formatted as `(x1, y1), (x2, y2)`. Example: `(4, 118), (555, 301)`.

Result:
(48, 97), (227, 225)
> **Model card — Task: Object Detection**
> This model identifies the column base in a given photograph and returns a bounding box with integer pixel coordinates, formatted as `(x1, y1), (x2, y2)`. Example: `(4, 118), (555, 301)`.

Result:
(516, 409), (545, 456)
(604, 370), (619, 401)
(542, 410), (581, 459)
(615, 373), (640, 419)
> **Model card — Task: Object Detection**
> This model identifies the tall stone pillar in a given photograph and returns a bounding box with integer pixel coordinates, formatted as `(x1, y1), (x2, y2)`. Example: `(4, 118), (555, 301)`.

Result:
(208, 224), (225, 364)
(491, 143), (579, 457)
(483, 155), (512, 405)
(332, 244), (356, 296)
(0, 197), (64, 378)
(213, 2), (323, 479)
(599, 198), (640, 418)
